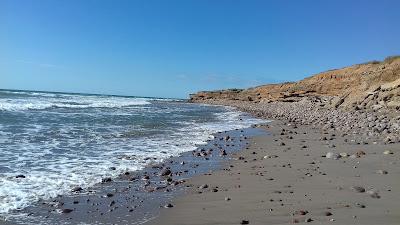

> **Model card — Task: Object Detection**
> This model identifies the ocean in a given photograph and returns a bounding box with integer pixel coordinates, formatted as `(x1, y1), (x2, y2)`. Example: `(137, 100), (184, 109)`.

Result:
(0, 89), (263, 217)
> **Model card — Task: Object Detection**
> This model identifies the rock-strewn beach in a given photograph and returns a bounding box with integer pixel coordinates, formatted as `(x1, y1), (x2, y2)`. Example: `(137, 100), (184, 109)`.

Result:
(146, 58), (400, 225)
(147, 113), (400, 225)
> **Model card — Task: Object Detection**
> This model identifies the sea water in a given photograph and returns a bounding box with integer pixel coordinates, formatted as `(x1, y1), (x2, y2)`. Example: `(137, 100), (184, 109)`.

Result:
(0, 89), (263, 216)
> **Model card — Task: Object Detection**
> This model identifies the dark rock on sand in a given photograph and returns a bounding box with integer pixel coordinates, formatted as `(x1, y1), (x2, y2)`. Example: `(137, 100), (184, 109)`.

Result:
(367, 190), (381, 198)
(101, 177), (112, 183)
(355, 203), (366, 208)
(106, 193), (114, 198)
(199, 184), (209, 189)
(294, 210), (309, 215)
(351, 186), (366, 193)
(164, 203), (174, 208)
(305, 218), (313, 223)
(377, 170), (388, 174)
(61, 208), (73, 214)
(160, 168), (172, 176)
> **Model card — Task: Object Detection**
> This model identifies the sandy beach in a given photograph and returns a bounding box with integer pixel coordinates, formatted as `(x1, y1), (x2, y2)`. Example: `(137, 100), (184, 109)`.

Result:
(147, 119), (400, 225)
(2, 1), (399, 224)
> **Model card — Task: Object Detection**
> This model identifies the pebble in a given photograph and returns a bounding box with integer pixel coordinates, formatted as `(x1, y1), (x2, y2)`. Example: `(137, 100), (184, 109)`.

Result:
(61, 208), (73, 214)
(240, 220), (250, 224)
(355, 203), (366, 208)
(264, 155), (278, 159)
(164, 203), (174, 208)
(383, 150), (393, 155)
(305, 218), (313, 223)
(326, 152), (341, 160)
(377, 170), (388, 174)
(106, 193), (114, 198)
(72, 186), (83, 192)
(351, 186), (366, 193)
(366, 190), (381, 199)
(160, 168), (172, 176)
(199, 184), (209, 189)
(101, 177), (112, 183)
(355, 150), (366, 157)
(294, 210), (308, 215)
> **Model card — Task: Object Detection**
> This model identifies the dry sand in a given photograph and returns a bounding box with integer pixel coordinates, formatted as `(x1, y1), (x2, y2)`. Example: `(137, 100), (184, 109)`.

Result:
(146, 120), (400, 225)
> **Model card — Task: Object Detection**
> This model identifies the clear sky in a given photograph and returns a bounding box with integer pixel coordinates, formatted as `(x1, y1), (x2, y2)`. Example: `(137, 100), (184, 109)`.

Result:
(1, 0), (399, 98)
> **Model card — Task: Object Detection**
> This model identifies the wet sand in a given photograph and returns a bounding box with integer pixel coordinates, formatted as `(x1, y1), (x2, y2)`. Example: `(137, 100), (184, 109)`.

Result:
(0, 128), (266, 225)
(146, 120), (400, 225)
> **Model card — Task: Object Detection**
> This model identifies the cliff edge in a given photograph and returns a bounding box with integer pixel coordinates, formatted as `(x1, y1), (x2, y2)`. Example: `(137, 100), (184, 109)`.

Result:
(190, 56), (400, 111)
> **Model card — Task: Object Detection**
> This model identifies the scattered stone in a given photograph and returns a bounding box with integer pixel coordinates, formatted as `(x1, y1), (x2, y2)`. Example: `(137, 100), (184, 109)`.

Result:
(355, 203), (366, 208)
(240, 220), (250, 224)
(164, 203), (174, 208)
(15, 175), (26, 179)
(101, 177), (112, 183)
(351, 186), (366, 193)
(326, 152), (341, 160)
(264, 155), (278, 159)
(383, 150), (393, 155)
(199, 184), (209, 189)
(61, 208), (73, 214)
(106, 193), (114, 198)
(160, 168), (172, 176)
(294, 210), (309, 215)
(71, 186), (83, 192)
(367, 190), (381, 199)
(377, 170), (388, 174)
(355, 150), (366, 157)
(325, 212), (333, 216)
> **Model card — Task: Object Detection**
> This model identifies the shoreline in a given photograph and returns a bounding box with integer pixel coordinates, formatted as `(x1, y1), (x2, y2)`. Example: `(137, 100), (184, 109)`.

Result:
(2, 99), (399, 225)
(1, 122), (267, 225)
(145, 100), (400, 225)
(146, 119), (400, 225)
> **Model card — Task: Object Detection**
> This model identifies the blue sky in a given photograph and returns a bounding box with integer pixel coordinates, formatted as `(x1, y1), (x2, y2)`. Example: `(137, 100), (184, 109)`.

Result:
(1, 0), (399, 98)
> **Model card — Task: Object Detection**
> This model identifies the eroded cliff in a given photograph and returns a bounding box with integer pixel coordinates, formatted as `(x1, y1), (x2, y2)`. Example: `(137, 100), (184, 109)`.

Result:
(190, 56), (400, 111)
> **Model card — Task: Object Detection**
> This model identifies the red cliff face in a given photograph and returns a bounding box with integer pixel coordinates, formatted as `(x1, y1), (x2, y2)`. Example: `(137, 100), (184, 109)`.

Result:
(190, 56), (400, 110)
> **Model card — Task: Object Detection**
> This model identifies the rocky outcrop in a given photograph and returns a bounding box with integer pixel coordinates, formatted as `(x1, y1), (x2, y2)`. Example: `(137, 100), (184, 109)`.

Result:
(190, 56), (400, 111)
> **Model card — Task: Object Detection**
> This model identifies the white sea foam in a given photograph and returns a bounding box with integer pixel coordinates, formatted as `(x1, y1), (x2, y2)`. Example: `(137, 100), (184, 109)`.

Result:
(0, 95), (151, 111)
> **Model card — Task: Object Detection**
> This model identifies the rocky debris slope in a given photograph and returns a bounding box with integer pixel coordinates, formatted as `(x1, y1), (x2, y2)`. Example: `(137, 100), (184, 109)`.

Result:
(190, 56), (400, 111)
(192, 97), (400, 144)
(189, 56), (400, 143)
